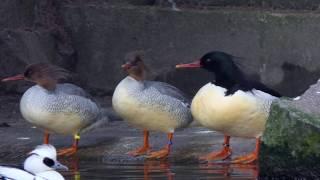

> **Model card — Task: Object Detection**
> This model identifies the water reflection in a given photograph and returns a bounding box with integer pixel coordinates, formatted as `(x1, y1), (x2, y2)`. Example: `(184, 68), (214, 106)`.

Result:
(143, 160), (174, 180)
(59, 156), (80, 180)
(199, 162), (259, 179)
(60, 157), (259, 180)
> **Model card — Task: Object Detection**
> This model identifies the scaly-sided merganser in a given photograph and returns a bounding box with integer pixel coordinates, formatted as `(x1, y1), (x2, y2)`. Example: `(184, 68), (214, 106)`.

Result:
(176, 51), (281, 164)
(112, 51), (193, 159)
(2, 63), (108, 156)
(0, 144), (67, 180)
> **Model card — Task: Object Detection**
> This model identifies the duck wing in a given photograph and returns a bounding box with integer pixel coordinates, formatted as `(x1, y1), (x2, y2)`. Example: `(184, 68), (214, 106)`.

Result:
(56, 83), (110, 133)
(226, 79), (281, 98)
(144, 81), (191, 106)
(0, 166), (36, 180)
(56, 83), (90, 98)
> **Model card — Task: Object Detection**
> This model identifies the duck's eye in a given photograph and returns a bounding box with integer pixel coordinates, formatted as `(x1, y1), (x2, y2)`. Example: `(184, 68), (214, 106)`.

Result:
(206, 59), (211, 62)
(43, 157), (55, 167)
(24, 69), (33, 77)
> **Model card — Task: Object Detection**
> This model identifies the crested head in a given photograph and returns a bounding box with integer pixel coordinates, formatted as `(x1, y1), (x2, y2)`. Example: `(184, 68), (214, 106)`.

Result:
(29, 144), (57, 160)
(24, 63), (69, 82)
(176, 51), (281, 97)
(176, 51), (245, 89)
(200, 51), (245, 90)
(199, 51), (238, 72)
(122, 51), (147, 81)
(24, 144), (68, 174)
(2, 63), (69, 90)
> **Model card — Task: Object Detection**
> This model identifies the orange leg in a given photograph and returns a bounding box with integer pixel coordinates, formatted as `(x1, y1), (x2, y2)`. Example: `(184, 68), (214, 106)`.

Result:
(43, 131), (50, 144)
(71, 156), (80, 180)
(232, 138), (260, 164)
(199, 135), (232, 161)
(58, 134), (79, 156)
(128, 130), (151, 156)
(147, 133), (173, 160)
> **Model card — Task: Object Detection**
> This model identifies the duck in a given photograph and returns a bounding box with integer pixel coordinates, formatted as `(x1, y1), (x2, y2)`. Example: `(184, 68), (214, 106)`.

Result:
(2, 63), (108, 156)
(112, 51), (193, 159)
(0, 144), (67, 180)
(176, 51), (281, 164)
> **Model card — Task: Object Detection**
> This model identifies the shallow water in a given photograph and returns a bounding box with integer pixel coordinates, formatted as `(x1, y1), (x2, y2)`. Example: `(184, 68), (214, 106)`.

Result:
(60, 158), (258, 180)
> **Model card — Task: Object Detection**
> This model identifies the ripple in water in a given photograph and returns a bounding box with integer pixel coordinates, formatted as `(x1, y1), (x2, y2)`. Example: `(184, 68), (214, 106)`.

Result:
(60, 158), (258, 180)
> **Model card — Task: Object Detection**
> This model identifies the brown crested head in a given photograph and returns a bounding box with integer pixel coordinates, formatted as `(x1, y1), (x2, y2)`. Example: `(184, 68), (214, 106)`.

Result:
(2, 63), (69, 90)
(23, 63), (69, 82)
(122, 51), (147, 81)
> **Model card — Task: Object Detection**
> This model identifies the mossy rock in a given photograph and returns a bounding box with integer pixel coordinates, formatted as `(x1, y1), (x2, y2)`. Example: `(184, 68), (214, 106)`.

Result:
(260, 99), (320, 177)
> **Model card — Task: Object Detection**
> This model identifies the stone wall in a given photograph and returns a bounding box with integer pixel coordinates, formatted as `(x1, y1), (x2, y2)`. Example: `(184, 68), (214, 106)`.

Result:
(154, 0), (320, 10)
(61, 3), (320, 96)
(62, 0), (320, 10)
(0, 0), (75, 93)
(1, 0), (320, 97)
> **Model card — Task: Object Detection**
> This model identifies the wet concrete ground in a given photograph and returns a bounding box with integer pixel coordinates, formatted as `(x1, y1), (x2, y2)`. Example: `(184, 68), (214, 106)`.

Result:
(0, 94), (258, 179)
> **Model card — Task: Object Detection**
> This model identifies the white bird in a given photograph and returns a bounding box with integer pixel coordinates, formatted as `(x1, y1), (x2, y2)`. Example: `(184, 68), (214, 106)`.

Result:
(176, 51), (281, 164)
(112, 51), (192, 159)
(0, 144), (68, 180)
(2, 63), (108, 156)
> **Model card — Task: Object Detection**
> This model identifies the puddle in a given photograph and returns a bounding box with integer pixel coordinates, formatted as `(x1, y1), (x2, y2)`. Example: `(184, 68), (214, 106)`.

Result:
(59, 158), (258, 180)
(2, 146), (318, 179)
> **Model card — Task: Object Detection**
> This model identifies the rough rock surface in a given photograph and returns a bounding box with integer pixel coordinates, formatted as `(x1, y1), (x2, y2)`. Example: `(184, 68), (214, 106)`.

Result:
(154, 0), (320, 10)
(0, 0), (75, 93)
(261, 80), (320, 177)
(60, 3), (320, 97)
(2, 1), (320, 97)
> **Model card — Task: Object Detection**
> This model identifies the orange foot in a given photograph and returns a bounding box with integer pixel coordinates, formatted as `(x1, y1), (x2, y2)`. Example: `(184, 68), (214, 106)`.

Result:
(127, 146), (151, 157)
(147, 148), (170, 160)
(199, 146), (232, 161)
(58, 147), (77, 156)
(231, 152), (257, 164)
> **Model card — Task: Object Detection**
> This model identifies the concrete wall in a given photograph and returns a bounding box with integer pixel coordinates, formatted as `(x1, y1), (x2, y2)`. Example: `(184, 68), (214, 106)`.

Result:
(0, 0), (76, 94)
(154, 0), (320, 10)
(1, 1), (320, 97)
(64, 0), (320, 10)
(61, 3), (320, 97)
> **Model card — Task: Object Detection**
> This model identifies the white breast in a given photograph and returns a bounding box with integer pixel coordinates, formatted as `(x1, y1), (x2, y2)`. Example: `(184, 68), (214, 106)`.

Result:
(0, 166), (64, 180)
(36, 171), (65, 180)
(0, 166), (35, 180)
(20, 85), (98, 135)
(191, 83), (277, 138)
(112, 77), (181, 133)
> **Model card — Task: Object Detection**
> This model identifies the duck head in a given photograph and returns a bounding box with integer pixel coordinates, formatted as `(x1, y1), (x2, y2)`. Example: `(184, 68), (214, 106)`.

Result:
(2, 63), (69, 90)
(121, 51), (147, 81)
(24, 144), (68, 174)
(176, 51), (245, 90)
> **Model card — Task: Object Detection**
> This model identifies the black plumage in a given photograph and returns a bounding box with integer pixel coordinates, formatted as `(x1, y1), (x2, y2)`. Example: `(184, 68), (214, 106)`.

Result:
(199, 51), (281, 97)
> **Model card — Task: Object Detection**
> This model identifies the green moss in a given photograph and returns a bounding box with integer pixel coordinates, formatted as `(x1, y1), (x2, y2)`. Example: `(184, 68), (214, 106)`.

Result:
(261, 100), (320, 171)
(302, 132), (320, 157)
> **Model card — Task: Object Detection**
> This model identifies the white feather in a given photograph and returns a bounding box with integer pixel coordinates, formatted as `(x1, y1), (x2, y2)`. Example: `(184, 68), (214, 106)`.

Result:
(0, 166), (36, 180)
(29, 144), (57, 160)
(0, 144), (66, 180)
(191, 83), (278, 138)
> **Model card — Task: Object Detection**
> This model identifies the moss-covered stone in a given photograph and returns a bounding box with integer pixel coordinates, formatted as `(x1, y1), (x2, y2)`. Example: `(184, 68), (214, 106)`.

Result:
(261, 97), (320, 177)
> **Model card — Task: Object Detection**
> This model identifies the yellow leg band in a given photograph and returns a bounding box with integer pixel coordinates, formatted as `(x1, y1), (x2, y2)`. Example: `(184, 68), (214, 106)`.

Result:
(74, 171), (81, 180)
(74, 134), (80, 140)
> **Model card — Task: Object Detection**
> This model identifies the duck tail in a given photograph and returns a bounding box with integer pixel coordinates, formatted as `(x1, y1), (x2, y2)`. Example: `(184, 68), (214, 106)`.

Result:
(79, 108), (111, 134)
